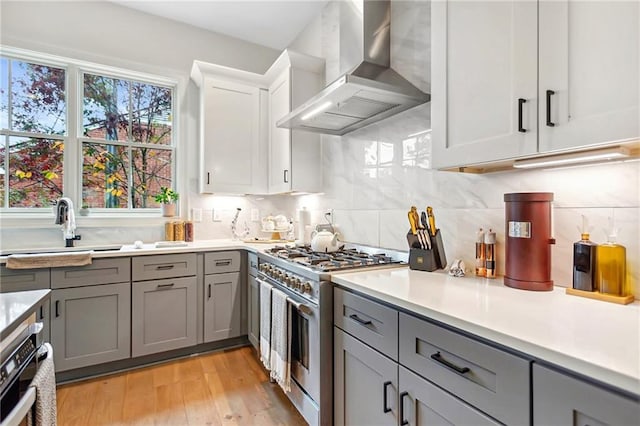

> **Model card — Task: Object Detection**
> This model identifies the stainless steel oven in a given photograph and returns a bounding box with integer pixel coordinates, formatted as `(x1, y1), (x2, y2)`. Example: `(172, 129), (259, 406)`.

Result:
(1, 325), (46, 426)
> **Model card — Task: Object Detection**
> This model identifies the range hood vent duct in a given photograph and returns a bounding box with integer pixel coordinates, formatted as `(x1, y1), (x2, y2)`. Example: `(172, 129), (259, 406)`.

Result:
(277, 0), (430, 136)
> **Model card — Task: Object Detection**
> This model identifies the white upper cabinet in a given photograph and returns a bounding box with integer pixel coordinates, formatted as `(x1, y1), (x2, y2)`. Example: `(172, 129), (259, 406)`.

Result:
(432, 0), (538, 169)
(539, 0), (639, 152)
(265, 51), (324, 194)
(191, 62), (268, 194)
(433, 0), (639, 170)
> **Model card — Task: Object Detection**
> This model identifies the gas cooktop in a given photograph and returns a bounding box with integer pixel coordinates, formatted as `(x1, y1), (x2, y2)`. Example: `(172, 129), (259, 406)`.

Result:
(265, 245), (405, 272)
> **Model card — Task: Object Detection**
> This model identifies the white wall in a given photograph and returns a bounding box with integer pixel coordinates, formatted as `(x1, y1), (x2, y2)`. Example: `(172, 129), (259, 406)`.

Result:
(289, 0), (640, 297)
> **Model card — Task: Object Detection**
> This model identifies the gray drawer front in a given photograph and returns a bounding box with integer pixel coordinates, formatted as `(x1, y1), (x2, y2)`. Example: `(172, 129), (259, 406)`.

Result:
(51, 258), (130, 289)
(334, 287), (398, 360)
(132, 253), (197, 281)
(204, 251), (241, 274)
(247, 252), (258, 277)
(0, 266), (50, 292)
(399, 313), (530, 425)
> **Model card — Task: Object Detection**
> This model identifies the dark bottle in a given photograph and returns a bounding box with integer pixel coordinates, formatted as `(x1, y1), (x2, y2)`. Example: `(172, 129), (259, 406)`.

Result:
(573, 232), (597, 291)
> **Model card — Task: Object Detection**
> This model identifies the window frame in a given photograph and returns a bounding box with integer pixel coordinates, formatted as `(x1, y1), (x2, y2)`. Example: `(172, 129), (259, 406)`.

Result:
(0, 46), (179, 223)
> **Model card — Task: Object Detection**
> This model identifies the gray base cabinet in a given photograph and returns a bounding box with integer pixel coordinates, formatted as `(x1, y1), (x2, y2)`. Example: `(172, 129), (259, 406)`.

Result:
(204, 272), (241, 342)
(334, 328), (398, 426)
(51, 282), (131, 371)
(533, 364), (640, 425)
(132, 276), (197, 357)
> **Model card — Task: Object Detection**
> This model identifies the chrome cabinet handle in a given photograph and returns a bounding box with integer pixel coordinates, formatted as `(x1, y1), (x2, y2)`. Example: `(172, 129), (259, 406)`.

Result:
(349, 314), (372, 326)
(430, 351), (470, 375)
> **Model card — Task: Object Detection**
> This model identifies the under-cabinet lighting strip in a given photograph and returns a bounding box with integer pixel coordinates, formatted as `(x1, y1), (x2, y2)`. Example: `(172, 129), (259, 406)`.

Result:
(513, 147), (630, 169)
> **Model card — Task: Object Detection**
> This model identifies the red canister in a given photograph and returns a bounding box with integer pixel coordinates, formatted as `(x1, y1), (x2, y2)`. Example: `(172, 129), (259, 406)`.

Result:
(504, 192), (555, 291)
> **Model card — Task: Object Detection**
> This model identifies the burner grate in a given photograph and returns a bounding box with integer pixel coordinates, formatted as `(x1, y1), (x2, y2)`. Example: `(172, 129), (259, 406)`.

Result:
(266, 245), (401, 272)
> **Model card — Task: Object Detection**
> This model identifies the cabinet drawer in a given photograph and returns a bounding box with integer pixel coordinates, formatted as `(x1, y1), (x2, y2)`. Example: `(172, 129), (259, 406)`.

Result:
(51, 258), (130, 289)
(132, 253), (196, 281)
(334, 288), (398, 360)
(0, 266), (50, 292)
(204, 251), (241, 274)
(533, 364), (640, 425)
(399, 313), (530, 425)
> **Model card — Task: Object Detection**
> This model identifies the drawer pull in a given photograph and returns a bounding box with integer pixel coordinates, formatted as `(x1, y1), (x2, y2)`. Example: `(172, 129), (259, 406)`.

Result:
(55, 300), (60, 318)
(156, 265), (175, 270)
(215, 260), (231, 266)
(157, 283), (175, 290)
(430, 351), (470, 375)
(39, 306), (44, 320)
(399, 391), (409, 426)
(208, 283), (212, 299)
(383, 381), (392, 413)
(518, 98), (527, 133)
(349, 314), (372, 326)
(546, 89), (556, 127)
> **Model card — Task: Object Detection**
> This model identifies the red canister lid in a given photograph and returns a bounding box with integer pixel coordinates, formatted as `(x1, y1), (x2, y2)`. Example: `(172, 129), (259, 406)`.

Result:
(504, 192), (554, 202)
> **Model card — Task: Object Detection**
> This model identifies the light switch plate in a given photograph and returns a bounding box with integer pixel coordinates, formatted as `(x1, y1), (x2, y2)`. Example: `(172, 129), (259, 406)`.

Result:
(192, 208), (202, 222)
(251, 209), (260, 222)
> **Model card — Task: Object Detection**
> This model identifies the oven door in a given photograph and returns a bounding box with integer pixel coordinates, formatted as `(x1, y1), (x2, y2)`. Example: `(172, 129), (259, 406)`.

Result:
(288, 291), (320, 404)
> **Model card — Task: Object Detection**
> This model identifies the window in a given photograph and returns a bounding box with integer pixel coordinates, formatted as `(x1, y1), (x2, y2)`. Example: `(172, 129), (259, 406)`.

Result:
(0, 57), (66, 208)
(81, 73), (173, 209)
(0, 50), (176, 214)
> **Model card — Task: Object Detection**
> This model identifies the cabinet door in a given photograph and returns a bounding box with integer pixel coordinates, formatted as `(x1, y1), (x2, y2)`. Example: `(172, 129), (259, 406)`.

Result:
(269, 69), (292, 194)
(201, 78), (266, 194)
(533, 364), (640, 425)
(203, 272), (241, 342)
(132, 276), (197, 357)
(247, 273), (260, 350)
(51, 283), (131, 371)
(432, 0), (538, 168)
(334, 328), (398, 426)
(539, 0), (639, 152)
(399, 366), (500, 426)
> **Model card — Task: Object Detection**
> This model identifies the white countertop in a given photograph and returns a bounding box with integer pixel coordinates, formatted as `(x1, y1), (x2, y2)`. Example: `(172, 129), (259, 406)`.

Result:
(331, 267), (640, 396)
(0, 289), (51, 341)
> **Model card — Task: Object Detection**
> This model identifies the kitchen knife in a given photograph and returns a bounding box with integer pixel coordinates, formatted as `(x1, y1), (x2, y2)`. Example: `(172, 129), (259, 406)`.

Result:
(427, 206), (437, 236)
(408, 210), (418, 235)
(419, 211), (432, 250)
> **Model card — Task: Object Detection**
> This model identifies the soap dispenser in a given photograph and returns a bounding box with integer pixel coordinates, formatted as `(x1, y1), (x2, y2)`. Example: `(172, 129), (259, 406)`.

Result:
(572, 215), (597, 291)
(596, 218), (627, 296)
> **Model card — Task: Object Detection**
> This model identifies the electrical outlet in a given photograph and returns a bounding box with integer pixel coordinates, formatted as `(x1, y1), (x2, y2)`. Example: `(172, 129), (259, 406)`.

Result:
(251, 208), (260, 222)
(212, 209), (222, 222)
(192, 208), (202, 223)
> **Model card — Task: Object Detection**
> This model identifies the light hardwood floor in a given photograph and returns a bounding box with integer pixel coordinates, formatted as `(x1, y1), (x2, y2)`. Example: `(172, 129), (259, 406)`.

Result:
(56, 346), (307, 425)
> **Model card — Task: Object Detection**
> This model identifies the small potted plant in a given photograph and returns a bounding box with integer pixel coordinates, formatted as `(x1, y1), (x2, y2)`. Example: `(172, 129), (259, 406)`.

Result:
(155, 187), (179, 217)
(79, 203), (90, 216)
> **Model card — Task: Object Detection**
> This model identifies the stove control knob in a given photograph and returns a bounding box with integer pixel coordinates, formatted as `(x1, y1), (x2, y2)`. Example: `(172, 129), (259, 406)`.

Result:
(293, 278), (301, 289)
(303, 282), (312, 294)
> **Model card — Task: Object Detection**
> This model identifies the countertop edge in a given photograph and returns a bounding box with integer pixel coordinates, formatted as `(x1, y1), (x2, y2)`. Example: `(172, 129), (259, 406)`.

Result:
(0, 289), (51, 341)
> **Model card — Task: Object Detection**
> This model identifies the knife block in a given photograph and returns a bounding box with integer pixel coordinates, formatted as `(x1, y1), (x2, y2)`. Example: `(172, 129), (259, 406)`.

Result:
(407, 229), (447, 272)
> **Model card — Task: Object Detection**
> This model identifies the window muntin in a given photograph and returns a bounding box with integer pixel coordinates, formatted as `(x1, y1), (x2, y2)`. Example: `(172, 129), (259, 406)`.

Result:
(80, 72), (174, 209)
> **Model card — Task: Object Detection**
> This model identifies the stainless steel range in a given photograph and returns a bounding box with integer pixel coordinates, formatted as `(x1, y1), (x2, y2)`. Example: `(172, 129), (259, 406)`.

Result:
(257, 244), (407, 426)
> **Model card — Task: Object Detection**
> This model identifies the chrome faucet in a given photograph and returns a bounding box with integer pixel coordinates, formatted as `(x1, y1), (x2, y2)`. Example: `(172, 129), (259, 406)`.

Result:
(55, 198), (81, 247)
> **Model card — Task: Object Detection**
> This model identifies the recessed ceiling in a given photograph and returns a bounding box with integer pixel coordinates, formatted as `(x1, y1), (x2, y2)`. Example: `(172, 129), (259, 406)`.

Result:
(111, 1), (329, 50)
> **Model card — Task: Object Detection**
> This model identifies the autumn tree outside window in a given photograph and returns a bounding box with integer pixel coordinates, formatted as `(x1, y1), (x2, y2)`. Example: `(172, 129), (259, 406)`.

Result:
(0, 51), (176, 213)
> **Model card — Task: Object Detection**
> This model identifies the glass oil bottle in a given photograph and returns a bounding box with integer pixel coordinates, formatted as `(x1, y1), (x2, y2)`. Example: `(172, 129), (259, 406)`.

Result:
(572, 216), (597, 291)
(596, 220), (627, 296)
(484, 229), (496, 279)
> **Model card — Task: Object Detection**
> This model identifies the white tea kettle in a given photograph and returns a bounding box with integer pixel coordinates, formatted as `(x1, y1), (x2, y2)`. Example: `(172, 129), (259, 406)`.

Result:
(310, 230), (340, 253)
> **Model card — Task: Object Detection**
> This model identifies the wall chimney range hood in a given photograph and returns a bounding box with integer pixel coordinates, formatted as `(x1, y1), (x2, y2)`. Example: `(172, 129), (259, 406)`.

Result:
(277, 0), (430, 136)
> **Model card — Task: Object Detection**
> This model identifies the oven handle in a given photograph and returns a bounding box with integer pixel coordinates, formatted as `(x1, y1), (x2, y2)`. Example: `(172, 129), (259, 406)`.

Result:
(2, 386), (36, 426)
(256, 276), (313, 316)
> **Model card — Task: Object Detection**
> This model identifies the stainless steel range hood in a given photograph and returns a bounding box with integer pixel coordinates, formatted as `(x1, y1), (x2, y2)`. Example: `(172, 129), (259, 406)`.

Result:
(277, 0), (430, 136)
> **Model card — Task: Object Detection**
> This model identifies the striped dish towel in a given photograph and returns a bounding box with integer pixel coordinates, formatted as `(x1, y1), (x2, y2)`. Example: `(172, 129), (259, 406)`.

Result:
(259, 279), (273, 370)
(270, 288), (291, 392)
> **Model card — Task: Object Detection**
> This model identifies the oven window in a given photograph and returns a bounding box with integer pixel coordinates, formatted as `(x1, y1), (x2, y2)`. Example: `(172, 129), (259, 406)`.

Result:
(291, 308), (309, 370)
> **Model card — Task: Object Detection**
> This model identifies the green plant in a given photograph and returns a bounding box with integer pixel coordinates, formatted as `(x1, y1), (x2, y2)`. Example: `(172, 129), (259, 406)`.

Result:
(81, 203), (89, 209)
(154, 186), (179, 204)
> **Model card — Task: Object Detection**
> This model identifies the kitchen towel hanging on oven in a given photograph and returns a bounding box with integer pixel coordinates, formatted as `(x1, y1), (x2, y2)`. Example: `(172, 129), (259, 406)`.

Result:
(259, 280), (273, 370)
(270, 288), (292, 392)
